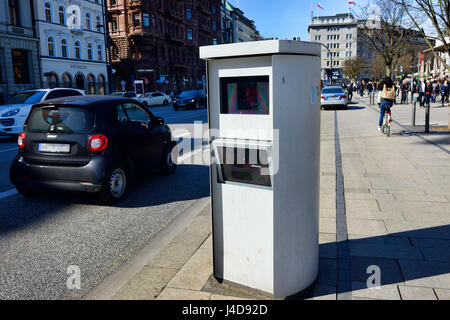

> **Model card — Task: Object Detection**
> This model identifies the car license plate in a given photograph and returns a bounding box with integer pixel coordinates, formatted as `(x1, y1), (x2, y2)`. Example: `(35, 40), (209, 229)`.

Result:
(38, 143), (70, 153)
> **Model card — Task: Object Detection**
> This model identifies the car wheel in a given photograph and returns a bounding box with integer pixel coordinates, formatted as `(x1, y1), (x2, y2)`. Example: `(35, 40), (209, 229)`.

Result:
(16, 185), (41, 198)
(163, 99), (169, 106)
(160, 145), (177, 175)
(98, 165), (128, 204)
(173, 106), (180, 111)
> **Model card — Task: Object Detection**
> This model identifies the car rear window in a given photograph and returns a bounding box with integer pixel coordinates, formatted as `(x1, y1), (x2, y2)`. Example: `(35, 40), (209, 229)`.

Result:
(27, 106), (94, 133)
(322, 88), (344, 94)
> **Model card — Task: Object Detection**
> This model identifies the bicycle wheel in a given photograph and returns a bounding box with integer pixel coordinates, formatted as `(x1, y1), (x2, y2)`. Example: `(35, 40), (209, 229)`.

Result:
(386, 122), (390, 137)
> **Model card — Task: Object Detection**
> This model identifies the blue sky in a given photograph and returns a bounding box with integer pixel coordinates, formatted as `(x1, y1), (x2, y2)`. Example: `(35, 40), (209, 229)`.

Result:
(233, 0), (358, 40)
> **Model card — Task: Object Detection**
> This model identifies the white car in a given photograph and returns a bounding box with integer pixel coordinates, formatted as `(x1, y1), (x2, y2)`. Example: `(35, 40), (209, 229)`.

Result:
(138, 92), (172, 107)
(320, 86), (348, 110)
(0, 88), (84, 136)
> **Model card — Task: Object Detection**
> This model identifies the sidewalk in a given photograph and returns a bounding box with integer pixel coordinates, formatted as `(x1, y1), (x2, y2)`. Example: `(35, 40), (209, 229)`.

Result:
(105, 96), (450, 300)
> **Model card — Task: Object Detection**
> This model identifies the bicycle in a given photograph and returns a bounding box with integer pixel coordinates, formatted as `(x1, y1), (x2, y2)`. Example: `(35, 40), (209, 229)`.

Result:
(381, 106), (392, 137)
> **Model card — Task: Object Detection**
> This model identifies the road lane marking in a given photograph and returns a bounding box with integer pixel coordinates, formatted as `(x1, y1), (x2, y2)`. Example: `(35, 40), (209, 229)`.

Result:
(0, 188), (18, 200)
(0, 147), (18, 153)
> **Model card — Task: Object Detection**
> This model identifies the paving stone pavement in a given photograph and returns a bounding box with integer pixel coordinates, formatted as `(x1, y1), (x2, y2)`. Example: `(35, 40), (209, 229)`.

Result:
(104, 96), (450, 300)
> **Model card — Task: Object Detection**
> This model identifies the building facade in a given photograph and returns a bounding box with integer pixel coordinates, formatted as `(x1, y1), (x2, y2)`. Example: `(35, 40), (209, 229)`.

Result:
(34, 0), (109, 94)
(108, 0), (221, 93)
(308, 13), (359, 81)
(309, 13), (430, 81)
(0, 0), (41, 101)
(220, 0), (262, 44)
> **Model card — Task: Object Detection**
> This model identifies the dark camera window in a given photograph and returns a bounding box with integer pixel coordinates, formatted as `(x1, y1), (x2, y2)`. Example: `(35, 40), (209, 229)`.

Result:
(216, 147), (271, 187)
(220, 76), (269, 115)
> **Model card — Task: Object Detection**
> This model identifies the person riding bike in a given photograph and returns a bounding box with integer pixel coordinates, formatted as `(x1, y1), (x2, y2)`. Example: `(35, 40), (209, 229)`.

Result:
(377, 76), (395, 132)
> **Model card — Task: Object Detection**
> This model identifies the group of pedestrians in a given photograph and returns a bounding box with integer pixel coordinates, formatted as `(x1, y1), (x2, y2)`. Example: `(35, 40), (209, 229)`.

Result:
(408, 76), (449, 108)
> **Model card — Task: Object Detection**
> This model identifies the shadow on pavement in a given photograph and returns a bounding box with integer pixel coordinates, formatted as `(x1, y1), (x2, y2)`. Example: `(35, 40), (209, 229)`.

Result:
(296, 225), (450, 299)
(347, 106), (365, 111)
(0, 164), (209, 233)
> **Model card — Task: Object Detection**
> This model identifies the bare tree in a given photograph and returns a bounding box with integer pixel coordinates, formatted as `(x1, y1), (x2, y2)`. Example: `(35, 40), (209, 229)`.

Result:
(342, 57), (363, 80)
(370, 54), (387, 79)
(393, 0), (450, 72)
(357, 0), (412, 76)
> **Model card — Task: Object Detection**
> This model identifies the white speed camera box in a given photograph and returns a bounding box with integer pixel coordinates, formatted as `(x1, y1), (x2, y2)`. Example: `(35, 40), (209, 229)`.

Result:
(200, 40), (321, 298)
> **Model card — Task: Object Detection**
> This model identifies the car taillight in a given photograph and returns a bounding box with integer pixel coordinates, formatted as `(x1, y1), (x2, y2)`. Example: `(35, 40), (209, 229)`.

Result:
(88, 134), (108, 152)
(341, 95), (347, 99)
(18, 132), (26, 149)
(321, 96), (326, 99)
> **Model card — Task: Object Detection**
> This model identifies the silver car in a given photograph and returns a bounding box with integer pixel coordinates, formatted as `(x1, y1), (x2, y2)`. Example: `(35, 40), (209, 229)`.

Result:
(320, 86), (348, 109)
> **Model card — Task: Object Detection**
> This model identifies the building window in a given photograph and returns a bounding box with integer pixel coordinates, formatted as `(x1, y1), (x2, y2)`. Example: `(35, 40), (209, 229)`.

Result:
(88, 74), (95, 94)
(87, 43), (93, 60)
(212, 4), (216, 14)
(9, 0), (20, 26)
(12, 50), (30, 84)
(47, 37), (55, 56)
(213, 38), (218, 45)
(86, 13), (91, 30)
(44, 2), (52, 22)
(110, 0), (116, 5)
(133, 12), (141, 27)
(75, 41), (81, 59)
(111, 17), (118, 31)
(58, 6), (65, 25)
(186, 8), (192, 20)
(187, 29), (193, 40)
(112, 46), (119, 60)
(61, 39), (68, 58)
(97, 44), (103, 61)
(96, 15), (102, 32)
(143, 13), (150, 27)
(212, 21), (217, 31)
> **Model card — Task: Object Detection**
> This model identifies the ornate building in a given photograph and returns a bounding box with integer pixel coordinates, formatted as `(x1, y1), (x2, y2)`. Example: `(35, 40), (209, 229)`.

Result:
(0, 0), (41, 101)
(107, 0), (221, 93)
(35, 0), (109, 94)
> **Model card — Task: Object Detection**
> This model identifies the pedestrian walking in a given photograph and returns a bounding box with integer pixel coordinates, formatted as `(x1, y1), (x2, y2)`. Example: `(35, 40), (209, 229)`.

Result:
(410, 79), (417, 105)
(424, 80), (433, 108)
(441, 80), (449, 106)
(418, 78), (426, 107)
(401, 80), (408, 104)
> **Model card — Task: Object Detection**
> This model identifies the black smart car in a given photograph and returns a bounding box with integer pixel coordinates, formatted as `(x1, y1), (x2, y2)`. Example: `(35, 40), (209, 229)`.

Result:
(173, 90), (207, 110)
(10, 96), (177, 203)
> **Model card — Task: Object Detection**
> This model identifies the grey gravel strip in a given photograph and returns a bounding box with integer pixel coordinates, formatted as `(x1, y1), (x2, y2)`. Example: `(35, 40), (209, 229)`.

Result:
(334, 111), (352, 300)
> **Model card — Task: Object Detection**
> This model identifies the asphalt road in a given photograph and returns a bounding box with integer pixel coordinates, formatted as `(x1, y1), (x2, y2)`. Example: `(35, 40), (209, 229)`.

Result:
(0, 104), (209, 299)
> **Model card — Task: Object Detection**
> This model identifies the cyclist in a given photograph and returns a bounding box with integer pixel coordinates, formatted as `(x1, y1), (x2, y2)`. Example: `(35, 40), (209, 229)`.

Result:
(377, 76), (395, 132)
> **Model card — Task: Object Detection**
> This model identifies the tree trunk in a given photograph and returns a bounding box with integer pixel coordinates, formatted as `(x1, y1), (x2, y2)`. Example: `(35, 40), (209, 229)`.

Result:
(385, 65), (392, 77)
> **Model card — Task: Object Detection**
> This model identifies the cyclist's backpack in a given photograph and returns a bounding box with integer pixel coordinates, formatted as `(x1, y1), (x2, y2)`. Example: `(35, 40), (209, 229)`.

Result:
(381, 84), (395, 100)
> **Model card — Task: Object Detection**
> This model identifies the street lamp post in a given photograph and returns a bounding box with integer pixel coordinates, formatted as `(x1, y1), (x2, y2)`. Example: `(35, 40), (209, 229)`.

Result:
(319, 43), (333, 85)
(100, 0), (113, 94)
